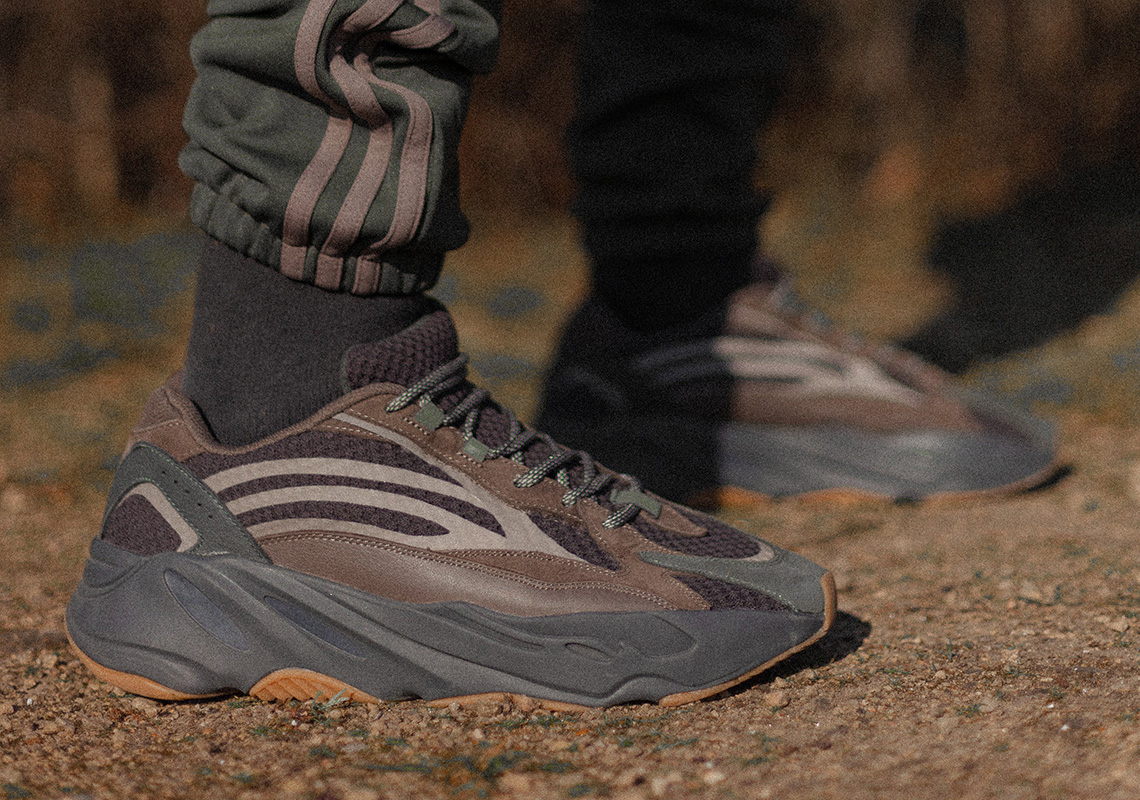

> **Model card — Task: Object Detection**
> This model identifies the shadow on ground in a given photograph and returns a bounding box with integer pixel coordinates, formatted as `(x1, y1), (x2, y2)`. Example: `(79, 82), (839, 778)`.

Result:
(719, 611), (873, 702)
(904, 160), (1140, 373)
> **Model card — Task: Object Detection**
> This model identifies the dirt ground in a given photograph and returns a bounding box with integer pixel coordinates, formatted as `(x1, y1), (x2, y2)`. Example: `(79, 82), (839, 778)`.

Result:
(1, 0), (1139, 794)
(3, 212), (1140, 800)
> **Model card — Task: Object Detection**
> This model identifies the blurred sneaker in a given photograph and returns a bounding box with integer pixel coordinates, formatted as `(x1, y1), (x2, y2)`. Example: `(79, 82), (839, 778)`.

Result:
(536, 277), (1056, 506)
(67, 309), (835, 709)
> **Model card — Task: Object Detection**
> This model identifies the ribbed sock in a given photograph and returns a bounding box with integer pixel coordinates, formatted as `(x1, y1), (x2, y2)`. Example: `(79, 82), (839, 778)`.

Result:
(182, 238), (433, 446)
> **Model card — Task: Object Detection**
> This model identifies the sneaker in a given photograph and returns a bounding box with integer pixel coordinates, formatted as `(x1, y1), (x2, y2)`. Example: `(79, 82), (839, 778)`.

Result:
(536, 277), (1056, 506)
(66, 309), (835, 709)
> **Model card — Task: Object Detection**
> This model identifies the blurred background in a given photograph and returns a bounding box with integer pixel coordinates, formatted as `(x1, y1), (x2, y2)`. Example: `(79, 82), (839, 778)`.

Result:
(0, 0), (1138, 494)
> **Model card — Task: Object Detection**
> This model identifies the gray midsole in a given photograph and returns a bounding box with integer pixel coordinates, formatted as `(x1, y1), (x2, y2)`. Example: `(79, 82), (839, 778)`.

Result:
(66, 538), (825, 706)
(537, 414), (1054, 500)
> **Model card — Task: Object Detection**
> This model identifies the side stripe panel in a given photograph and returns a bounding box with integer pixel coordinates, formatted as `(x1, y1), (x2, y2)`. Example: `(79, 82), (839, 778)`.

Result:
(282, 0), (456, 291)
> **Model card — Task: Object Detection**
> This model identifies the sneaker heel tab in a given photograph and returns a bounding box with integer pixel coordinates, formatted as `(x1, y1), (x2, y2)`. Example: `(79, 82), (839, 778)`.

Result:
(106, 442), (270, 564)
(166, 369), (185, 393)
(125, 381), (212, 461)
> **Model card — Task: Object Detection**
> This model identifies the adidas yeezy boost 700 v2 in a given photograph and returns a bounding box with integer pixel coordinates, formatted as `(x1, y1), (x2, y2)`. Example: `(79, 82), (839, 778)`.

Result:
(67, 310), (835, 709)
(538, 277), (1056, 505)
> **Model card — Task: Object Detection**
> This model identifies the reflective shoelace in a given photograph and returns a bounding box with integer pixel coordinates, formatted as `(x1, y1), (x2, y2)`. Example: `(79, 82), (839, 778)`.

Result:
(387, 355), (648, 528)
(768, 282), (905, 366)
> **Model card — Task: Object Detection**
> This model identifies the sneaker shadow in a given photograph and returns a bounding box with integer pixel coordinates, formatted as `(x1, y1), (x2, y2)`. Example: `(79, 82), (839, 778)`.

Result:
(902, 160), (1140, 373)
(713, 610), (872, 701)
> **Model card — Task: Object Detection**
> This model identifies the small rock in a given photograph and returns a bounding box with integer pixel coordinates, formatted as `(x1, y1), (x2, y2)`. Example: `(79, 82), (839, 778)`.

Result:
(282, 778), (307, 795)
(771, 677), (790, 690)
(613, 769), (646, 788)
(1106, 616), (1131, 634)
(649, 772), (683, 798)
(498, 773), (535, 792)
(36, 652), (59, 669)
(129, 697), (160, 718)
(701, 769), (727, 785)
(1, 487), (27, 513)
(1127, 462), (1140, 503)
(0, 704), (14, 716)
(935, 715), (959, 733)
(766, 690), (791, 709)
(508, 695), (539, 713)
(469, 727), (485, 741)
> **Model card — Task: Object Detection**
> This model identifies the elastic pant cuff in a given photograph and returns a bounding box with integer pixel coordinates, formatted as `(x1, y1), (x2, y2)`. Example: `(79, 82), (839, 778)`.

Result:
(189, 185), (443, 297)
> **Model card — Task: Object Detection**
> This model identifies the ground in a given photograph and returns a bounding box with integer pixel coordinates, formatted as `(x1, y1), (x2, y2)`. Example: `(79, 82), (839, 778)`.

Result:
(2, 207), (1140, 798)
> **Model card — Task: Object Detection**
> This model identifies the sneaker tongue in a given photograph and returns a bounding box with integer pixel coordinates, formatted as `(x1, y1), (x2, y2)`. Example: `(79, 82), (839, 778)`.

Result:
(341, 308), (563, 473)
(342, 310), (460, 390)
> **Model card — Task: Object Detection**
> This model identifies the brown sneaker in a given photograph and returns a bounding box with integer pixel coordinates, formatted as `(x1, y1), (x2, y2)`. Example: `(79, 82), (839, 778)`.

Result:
(66, 310), (835, 709)
(537, 278), (1057, 506)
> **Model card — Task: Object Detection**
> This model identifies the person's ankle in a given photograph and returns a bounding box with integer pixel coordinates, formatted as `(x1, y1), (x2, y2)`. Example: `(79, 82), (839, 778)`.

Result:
(182, 239), (433, 446)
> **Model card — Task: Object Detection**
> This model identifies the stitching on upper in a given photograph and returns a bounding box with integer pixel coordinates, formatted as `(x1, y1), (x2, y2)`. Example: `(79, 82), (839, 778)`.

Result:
(261, 531), (673, 608)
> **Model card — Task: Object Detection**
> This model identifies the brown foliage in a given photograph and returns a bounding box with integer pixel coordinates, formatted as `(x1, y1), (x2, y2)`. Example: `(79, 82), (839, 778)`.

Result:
(0, 0), (1136, 231)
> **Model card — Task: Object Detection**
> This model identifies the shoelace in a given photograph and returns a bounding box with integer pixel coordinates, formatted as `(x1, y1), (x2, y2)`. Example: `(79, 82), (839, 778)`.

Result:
(387, 355), (649, 528)
(767, 282), (910, 369)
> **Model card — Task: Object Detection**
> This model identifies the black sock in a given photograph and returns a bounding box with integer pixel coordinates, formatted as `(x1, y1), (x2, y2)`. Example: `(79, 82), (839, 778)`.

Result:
(182, 238), (433, 445)
(589, 248), (756, 333)
(568, 0), (793, 333)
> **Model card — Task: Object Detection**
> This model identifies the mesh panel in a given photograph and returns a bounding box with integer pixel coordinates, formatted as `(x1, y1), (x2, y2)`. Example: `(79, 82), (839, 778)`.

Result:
(101, 494), (181, 556)
(238, 501), (449, 537)
(676, 574), (789, 611)
(632, 505), (761, 558)
(473, 404), (513, 447)
(528, 512), (620, 570)
(341, 310), (560, 467)
(344, 310), (459, 389)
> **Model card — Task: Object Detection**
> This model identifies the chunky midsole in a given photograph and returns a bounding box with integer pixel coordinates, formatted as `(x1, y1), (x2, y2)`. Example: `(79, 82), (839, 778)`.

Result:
(536, 414), (1055, 502)
(66, 538), (829, 707)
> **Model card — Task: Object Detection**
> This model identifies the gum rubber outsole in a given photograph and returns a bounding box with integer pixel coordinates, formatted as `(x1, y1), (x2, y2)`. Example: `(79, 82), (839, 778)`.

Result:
(68, 573), (836, 711)
(689, 459), (1061, 511)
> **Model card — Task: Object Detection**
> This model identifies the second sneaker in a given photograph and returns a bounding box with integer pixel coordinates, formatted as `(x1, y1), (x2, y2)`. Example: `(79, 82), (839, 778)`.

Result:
(538, 278), (1056, 505)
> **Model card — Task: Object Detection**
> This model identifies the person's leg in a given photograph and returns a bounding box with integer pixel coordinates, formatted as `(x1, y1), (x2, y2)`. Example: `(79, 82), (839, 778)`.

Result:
(66, 0), (835, 708)
(183, 240), (432, 444)
(540, 0), (1055, 504)
(176, 0), (500, 445)
(570, 0), (796, 332)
